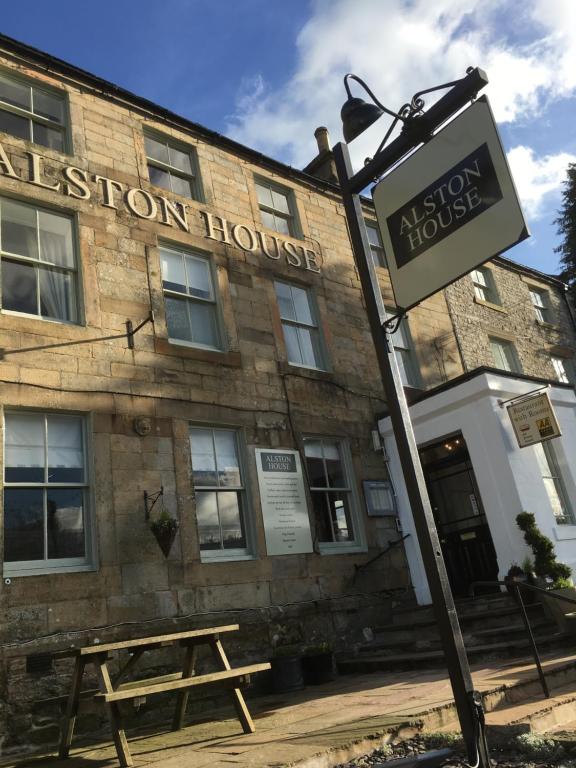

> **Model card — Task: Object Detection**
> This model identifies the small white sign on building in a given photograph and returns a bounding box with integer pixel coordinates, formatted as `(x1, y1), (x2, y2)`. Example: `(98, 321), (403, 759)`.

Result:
(372, 97), (529, 311)
(256, 449), (313, 556)
(507, 391), (561, 448)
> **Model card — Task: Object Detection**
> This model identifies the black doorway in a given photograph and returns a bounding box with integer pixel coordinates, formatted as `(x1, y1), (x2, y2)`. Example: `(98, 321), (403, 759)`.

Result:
(419, 433), (499, 597)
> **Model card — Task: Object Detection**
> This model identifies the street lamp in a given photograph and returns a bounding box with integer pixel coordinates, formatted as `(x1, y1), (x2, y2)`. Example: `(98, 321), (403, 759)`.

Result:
(333, 68), (491, 768)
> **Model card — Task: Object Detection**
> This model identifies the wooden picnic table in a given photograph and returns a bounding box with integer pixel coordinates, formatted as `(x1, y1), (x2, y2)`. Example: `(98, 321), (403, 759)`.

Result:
(55, 624), (270, 767)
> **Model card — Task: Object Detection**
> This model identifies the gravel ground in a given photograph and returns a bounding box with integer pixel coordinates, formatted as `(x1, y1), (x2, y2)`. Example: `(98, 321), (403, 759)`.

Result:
(336, 732), (576, 768)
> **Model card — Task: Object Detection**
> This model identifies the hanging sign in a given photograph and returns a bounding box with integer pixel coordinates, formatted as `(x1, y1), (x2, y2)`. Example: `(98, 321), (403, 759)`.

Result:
(507, 392), (561, 448)
(256, 449), (313, 556)
(372, 96), (529, 311)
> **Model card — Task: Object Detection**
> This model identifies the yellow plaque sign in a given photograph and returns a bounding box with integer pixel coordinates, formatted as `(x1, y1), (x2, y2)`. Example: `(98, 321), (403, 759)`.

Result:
(507, 392), (561, 448)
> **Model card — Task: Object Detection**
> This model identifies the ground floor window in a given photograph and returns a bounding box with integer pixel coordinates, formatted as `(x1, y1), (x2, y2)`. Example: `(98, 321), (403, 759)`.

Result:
(3, 411), (90, 574)
(534, 440), (575, 525)
(189, 426), (252, 559)
(302, 436), (363, 552)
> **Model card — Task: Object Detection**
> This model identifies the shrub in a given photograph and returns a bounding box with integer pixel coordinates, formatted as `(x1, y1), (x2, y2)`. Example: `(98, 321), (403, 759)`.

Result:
(516, 512), (572, 587)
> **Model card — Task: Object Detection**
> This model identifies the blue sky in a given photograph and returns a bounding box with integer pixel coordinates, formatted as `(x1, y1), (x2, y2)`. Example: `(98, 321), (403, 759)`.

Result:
(1, 0), (575, 277)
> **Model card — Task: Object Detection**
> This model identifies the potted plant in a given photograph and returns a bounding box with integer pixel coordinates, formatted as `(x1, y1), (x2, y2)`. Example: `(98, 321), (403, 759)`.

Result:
(504, 563), (526, 599)
(270, 645), (304, 693)
(302, 642), (334, 685)
(149, 509), (179, 557)
(516, 512), (575, 627)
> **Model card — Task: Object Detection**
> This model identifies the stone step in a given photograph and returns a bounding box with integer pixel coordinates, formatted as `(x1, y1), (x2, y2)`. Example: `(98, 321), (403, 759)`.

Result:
(338, 632), (571, 673)
(484, 683), (576, 745)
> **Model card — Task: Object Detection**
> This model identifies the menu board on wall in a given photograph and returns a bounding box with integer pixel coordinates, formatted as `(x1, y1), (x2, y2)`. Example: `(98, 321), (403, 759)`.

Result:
(256, 449), (313, 556)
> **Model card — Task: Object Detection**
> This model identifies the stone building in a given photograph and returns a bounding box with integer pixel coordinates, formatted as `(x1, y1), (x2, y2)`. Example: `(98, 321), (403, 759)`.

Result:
(381, 258), (576, 605)
(0, 36), (465, 748)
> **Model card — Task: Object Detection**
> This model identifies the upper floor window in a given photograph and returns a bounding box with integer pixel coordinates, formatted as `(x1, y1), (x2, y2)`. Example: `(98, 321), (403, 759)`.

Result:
(303, 436), (363, 552)
(0, 197), (78, 323)
(160, 244), (221, 350)
(365, 222), (387, 267)
(551, 356), (575, 384)
(4, 411), (91, 575)
(471, 266), (499, 305)
(189, 426), (252, 559)
(275, 281), (326, 370)
(0, 71), (68, 152)
(529, 288), (551, 324)
(489, 336), (520, 373)
(255, 179), (296, 236)
(390, 316), (420, 387)
(145, 133), (201, 200)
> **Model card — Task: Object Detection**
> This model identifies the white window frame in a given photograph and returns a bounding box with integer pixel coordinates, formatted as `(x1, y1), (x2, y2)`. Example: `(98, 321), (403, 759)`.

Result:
(275, 280), (327, 371)
(0, 69), (70, 153)
(551, 356), (575, 384)
(365, 221), (387, 268)
(3, 410), (94, 577)
(530, 288), (551, 324)
(489, 336), (521, 373)
(535, 440), (575, 525)
(471, 267), (499, 304)
(145, 131), (202, 201)
(302, 436), (366, 555)
(255, 178), (297, 237)
(389, 314), (420, 387)
(160, 243), (223, 351)
(189, 426), (254, 562)
(0, 196), (79, 324)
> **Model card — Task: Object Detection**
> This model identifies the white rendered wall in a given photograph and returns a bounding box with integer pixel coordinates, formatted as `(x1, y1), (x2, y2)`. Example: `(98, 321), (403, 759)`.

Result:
(380, 372), (576, 605)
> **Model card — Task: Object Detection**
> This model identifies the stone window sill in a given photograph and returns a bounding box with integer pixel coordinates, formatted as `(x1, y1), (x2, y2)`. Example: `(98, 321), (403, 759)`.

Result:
(278, 360), (334, 382)
(155, 338), (242, 367)
(474, 297), (507, 314)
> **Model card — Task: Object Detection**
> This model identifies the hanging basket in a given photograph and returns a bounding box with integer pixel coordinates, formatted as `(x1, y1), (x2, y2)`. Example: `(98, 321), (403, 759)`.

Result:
(149, 511), (179, 557)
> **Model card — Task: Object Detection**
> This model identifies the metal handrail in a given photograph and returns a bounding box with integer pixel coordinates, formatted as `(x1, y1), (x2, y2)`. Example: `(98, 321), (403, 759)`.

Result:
(354, 533), (411, 576)
(468, 579), (576, 699)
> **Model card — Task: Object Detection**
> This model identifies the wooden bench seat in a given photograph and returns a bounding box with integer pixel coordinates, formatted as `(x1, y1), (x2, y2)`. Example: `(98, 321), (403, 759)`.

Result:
(94, 663), (270, 703)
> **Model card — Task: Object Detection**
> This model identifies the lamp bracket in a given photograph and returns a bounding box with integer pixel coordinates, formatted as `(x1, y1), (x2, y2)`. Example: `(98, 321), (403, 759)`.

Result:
(382, 312), (405, 336)
(364, 67), (481, 165)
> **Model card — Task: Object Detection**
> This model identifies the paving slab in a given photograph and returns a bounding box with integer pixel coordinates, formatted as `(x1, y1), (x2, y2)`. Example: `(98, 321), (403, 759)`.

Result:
(2, 650), (576, 768)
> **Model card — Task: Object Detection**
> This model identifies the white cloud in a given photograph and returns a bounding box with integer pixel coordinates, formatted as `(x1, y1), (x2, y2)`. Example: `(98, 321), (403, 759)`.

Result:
(225, 0), (576, 173)
(506, 146), (576, 220)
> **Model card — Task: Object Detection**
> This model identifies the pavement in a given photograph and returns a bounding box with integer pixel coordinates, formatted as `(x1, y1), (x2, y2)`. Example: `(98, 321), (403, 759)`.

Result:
(3, 650), (576, 768)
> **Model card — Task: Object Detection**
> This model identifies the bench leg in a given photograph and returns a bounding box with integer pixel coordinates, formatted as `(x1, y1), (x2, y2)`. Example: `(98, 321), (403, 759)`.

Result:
(210, 638), (255, 734)
(95, 655), (133, 768)
(172, 644), (197, 730)
(58, 657), (85, 758)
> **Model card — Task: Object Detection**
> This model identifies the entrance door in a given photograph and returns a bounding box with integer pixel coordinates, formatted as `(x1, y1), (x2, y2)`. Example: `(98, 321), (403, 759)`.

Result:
(419, 434), (499, 597)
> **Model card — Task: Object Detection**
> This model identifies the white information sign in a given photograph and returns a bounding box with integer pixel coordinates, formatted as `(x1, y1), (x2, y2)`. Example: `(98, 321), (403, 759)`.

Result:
(507, 392), (561, 448)
(256, 449), (313, 556)
(372, 97), (529, 311)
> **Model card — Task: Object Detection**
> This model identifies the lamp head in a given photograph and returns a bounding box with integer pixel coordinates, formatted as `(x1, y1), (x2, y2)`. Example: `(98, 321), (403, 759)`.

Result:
(341, 96), (383, 143)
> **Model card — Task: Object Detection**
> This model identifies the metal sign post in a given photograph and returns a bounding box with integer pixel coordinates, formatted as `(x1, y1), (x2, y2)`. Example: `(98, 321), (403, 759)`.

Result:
(333, 67), (495, 767)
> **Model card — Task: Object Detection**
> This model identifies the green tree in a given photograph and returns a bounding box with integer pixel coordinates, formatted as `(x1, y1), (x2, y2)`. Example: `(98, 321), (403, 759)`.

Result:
(555, 163), (576, 299)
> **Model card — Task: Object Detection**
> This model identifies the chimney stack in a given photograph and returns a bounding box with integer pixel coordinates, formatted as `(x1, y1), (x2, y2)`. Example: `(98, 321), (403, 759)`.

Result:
(314, 126), (331, 155)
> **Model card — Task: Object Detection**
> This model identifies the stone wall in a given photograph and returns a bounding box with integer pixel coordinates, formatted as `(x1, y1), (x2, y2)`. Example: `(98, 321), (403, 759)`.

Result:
(445, 259), (575, 378)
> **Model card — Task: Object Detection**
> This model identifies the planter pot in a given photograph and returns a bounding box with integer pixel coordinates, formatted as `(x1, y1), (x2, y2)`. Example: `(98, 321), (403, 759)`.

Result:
(271, 656), (304, 693)
(302, 652), (334, 685)
(150, 526), (178, 557)
(504, 575), (536, 605)
(542, 587), (576, 633)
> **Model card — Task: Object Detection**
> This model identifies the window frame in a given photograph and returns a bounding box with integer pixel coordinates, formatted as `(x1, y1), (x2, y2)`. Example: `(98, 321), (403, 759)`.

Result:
(3, 409), (95, 577)
(275, 280), (328, 371)
(144, 130), (203, 202)
(551, 356), (575, 384)
(365, 221), (387, 268)
(535, 440), (575, 525)
(188, 425), (255, 562)
(529, 287), (552, 324)
(302, 435), (365, 555)
(488, 336), (521, 373)
(471, 266), (499, 305)
(160, 242), (224, 352)
(387, 313), (420, 388)
(254, 177), (298, 237)
(0, 195), (81, 325)
(0, 68), (71, 154)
